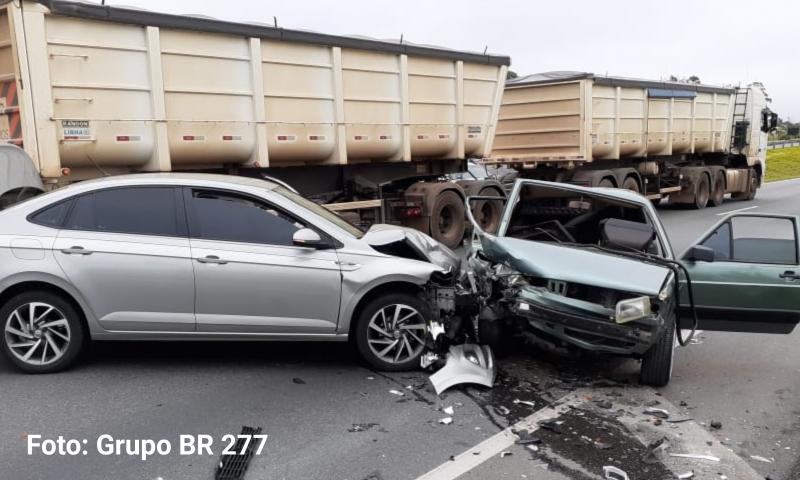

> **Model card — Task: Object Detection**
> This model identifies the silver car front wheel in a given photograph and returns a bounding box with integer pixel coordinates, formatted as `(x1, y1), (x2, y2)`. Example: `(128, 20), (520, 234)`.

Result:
(355, 292), (430, 371)
(367, 304), (426, 364)
(1, 291), (84, 373)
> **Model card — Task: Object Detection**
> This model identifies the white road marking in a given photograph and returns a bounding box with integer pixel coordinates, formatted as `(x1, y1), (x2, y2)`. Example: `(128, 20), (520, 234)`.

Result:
(716, 205), (759, 216)
(413, 391), (585, 480)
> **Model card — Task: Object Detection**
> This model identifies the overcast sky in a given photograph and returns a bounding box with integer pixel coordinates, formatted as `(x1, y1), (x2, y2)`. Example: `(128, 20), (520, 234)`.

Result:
(109, 0), (798, 120)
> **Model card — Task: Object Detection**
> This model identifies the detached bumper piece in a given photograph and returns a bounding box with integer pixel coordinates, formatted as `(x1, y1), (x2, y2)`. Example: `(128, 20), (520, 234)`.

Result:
(215, 426), (263, 480)
(429, 344), (496, 395)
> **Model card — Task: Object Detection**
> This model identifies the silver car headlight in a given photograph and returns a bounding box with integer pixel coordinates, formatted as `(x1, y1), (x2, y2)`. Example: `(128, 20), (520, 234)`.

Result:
(658, 274), (675, 302)
(615, 296), (651, 324)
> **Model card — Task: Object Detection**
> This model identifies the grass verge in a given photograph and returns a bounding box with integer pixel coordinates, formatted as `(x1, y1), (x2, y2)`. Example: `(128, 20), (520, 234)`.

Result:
(766, 146), (800, 182)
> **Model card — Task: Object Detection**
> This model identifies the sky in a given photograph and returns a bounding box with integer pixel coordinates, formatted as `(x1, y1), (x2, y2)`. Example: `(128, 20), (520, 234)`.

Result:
(105, 0), (799, 120)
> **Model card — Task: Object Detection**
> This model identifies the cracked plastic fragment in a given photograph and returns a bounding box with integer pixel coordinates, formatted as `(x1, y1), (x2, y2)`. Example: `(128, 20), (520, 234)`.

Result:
(428, 344), (495, 395)
(603, 465), (629, 480)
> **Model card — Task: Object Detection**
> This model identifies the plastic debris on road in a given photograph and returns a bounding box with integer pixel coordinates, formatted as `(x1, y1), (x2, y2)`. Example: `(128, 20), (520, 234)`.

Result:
(602, 465), (629, 480)
(388, 389), (405, 396)
(749, 455), (773, 463)
(438, 417), (453, 425)
(669, 453), (721, 462)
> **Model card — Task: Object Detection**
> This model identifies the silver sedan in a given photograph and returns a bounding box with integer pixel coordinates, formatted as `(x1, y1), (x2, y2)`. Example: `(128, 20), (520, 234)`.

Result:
(0, 174), (459, 373)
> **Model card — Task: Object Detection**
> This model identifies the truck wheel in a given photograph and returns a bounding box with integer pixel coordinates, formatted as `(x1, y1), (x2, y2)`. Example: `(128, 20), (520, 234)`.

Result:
(710, 172), (725, 207)
(430, 190), (465, 249)
(354, 292), (429, 371)
(472, 187), (503, 233)
(640, 315), (675, 387)
(597, 178), (615, 188)
(621, 177), (640, 193)
(692, 174), (710, 209)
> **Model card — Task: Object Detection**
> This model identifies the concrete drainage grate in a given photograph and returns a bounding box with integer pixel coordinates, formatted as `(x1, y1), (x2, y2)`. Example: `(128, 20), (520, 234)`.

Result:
(214, 426), (263, 480)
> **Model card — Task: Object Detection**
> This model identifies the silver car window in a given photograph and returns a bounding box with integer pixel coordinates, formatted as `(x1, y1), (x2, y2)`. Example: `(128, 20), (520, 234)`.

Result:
(188, 189), (306, 246)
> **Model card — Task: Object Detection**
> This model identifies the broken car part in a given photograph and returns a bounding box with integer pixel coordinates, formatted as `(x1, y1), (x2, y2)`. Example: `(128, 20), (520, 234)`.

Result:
(602, 465), (629, 480)
(668, 453), (721, 462)
(428, 344), (495, 395)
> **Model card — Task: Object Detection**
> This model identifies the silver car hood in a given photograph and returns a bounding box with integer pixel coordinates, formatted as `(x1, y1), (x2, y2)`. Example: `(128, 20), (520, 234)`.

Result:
(480, 234), (670, 296)
(364, 224), (460, 273)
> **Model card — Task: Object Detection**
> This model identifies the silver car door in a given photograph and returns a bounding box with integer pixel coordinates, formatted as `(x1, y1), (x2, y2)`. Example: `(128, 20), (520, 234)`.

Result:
(52, 186), (196, 332)
(184, 187), (342, 334)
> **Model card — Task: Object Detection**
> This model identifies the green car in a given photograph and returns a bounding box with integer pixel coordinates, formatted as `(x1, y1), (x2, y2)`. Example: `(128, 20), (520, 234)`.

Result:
(466, 179), (799, 386)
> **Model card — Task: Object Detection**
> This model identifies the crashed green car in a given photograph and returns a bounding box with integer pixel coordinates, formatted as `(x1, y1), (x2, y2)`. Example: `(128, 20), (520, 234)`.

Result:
(466, 179), (800, 386)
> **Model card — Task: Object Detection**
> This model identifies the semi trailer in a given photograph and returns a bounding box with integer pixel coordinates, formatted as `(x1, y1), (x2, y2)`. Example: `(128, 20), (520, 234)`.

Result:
(0, 0), (510, 248)
(488, 71), (778, 207)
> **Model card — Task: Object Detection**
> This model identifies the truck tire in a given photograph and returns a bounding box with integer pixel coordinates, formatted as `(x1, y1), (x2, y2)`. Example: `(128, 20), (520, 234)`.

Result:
(430, 190), (465, 249)
(473, 187), (503, 234)
(692, 174), (710, 209)
(710, 172), (725, 207)
(621, 176), (640, 193)
(597, 178), (615, 188)
(640, 315), (675, 387)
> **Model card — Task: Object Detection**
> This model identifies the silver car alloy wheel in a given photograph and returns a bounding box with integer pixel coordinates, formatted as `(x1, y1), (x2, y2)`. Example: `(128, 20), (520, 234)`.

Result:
(366, 303), (427, 364)
(4, 302), (71, 366)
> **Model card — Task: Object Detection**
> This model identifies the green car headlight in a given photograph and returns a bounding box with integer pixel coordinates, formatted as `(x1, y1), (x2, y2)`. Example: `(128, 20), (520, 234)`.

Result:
(615, 296), (651, 324)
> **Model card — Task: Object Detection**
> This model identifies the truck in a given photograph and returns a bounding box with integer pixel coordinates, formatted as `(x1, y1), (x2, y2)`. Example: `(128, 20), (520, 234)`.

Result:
(488, 71), (778, 207)
(0, 0), (510, 248)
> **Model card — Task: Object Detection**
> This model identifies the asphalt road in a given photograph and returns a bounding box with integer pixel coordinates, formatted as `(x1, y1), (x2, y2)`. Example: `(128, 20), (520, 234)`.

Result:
(1, 179), (798, 480)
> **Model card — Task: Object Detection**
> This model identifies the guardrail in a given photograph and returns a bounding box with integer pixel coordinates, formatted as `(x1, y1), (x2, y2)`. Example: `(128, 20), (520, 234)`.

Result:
(767, 139), (800, 149)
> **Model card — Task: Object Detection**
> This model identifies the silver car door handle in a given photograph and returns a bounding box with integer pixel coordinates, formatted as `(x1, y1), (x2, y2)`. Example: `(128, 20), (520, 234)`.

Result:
(196, 255), (228, 265)
(60, 246), (93, 255)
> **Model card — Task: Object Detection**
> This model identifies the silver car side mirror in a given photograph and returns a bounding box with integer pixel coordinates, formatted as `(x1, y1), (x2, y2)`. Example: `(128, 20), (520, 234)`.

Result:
(292, 228), (327, 248)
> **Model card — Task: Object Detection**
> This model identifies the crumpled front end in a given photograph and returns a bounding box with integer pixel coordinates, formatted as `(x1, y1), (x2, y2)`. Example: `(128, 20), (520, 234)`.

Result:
(469, 235), (675, 356)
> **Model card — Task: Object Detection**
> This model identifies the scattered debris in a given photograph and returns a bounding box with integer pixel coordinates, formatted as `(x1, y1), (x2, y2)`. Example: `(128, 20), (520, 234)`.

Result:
(603, 465), (630, 480)
(420, 352), (439, 369)
(366, 376), (375, 380)
(388, 389), (405, 396)
(442, 406), (454, 415)
(360, 471), (384, 480)
(496, 406), (511, 416)
(594, 440), (613, 450)
(292, 377), (306, 385)
(709, 420), (722, 430)
(666, 417), (694, 423)
(428, 344), (495, 395)
(645, 399), (661, 407)
(347, 423), (379, 433)
(749, 455), (773, 463)
(669, 453), (721, 462)
(512, 399), (536, 407)
(642, 437), (670, 464)
(438, 417), (453, 425)
(537, 419), (564, 434)
(500, 451), (512, 458)
(678, 471), (694, 479)
(514, 429), (542, 445)
(594, 400), (613, 409)
(526, 444), (539, 453)
(644, 407), (670, 419)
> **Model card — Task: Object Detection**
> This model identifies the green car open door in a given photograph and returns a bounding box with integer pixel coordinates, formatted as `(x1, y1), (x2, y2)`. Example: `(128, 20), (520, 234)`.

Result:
(679, 213), (800, 334)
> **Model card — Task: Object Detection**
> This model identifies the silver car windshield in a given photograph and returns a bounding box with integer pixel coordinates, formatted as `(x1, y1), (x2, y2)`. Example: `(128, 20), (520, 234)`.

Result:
(273, 185), (365, 239)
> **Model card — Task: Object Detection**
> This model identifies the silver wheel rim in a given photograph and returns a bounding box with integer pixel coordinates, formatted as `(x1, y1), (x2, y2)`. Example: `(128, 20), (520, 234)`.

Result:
(367, 304), (426, 364)
(4, 302), (70, 366)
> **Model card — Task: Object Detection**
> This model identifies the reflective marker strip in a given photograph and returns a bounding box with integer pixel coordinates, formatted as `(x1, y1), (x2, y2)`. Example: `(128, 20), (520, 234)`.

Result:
(276, 135), (296, 142)
(438, 134), (450, 139)
(182, 135), (206, 141)
(379, 135), (392, 140)
(308, 135), (326, 141)
(354, 135), (369, 141)
(222, 135), (242, 141)
(115, 135), (142, 142)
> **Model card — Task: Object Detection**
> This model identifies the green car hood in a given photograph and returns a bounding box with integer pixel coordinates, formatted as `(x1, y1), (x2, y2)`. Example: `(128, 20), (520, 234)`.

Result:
(480, 234), (671, 297)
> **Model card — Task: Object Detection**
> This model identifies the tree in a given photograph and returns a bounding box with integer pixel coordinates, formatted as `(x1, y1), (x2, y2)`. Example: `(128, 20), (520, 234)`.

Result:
(687, 75), (701, 84)
(506, 70), (518, 80)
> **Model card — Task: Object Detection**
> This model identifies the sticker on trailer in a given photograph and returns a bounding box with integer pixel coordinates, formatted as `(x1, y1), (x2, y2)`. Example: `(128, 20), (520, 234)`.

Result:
(182, 135), (206, 142)
(115, 135), (142, 143)
(467, 126), (481, 134)
(61, 120), (91, 141)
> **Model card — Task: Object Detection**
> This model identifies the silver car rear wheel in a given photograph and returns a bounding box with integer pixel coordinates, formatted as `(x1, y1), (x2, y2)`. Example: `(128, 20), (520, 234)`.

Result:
(4, 302), (71, 367)
(366, 304), (426, 365)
